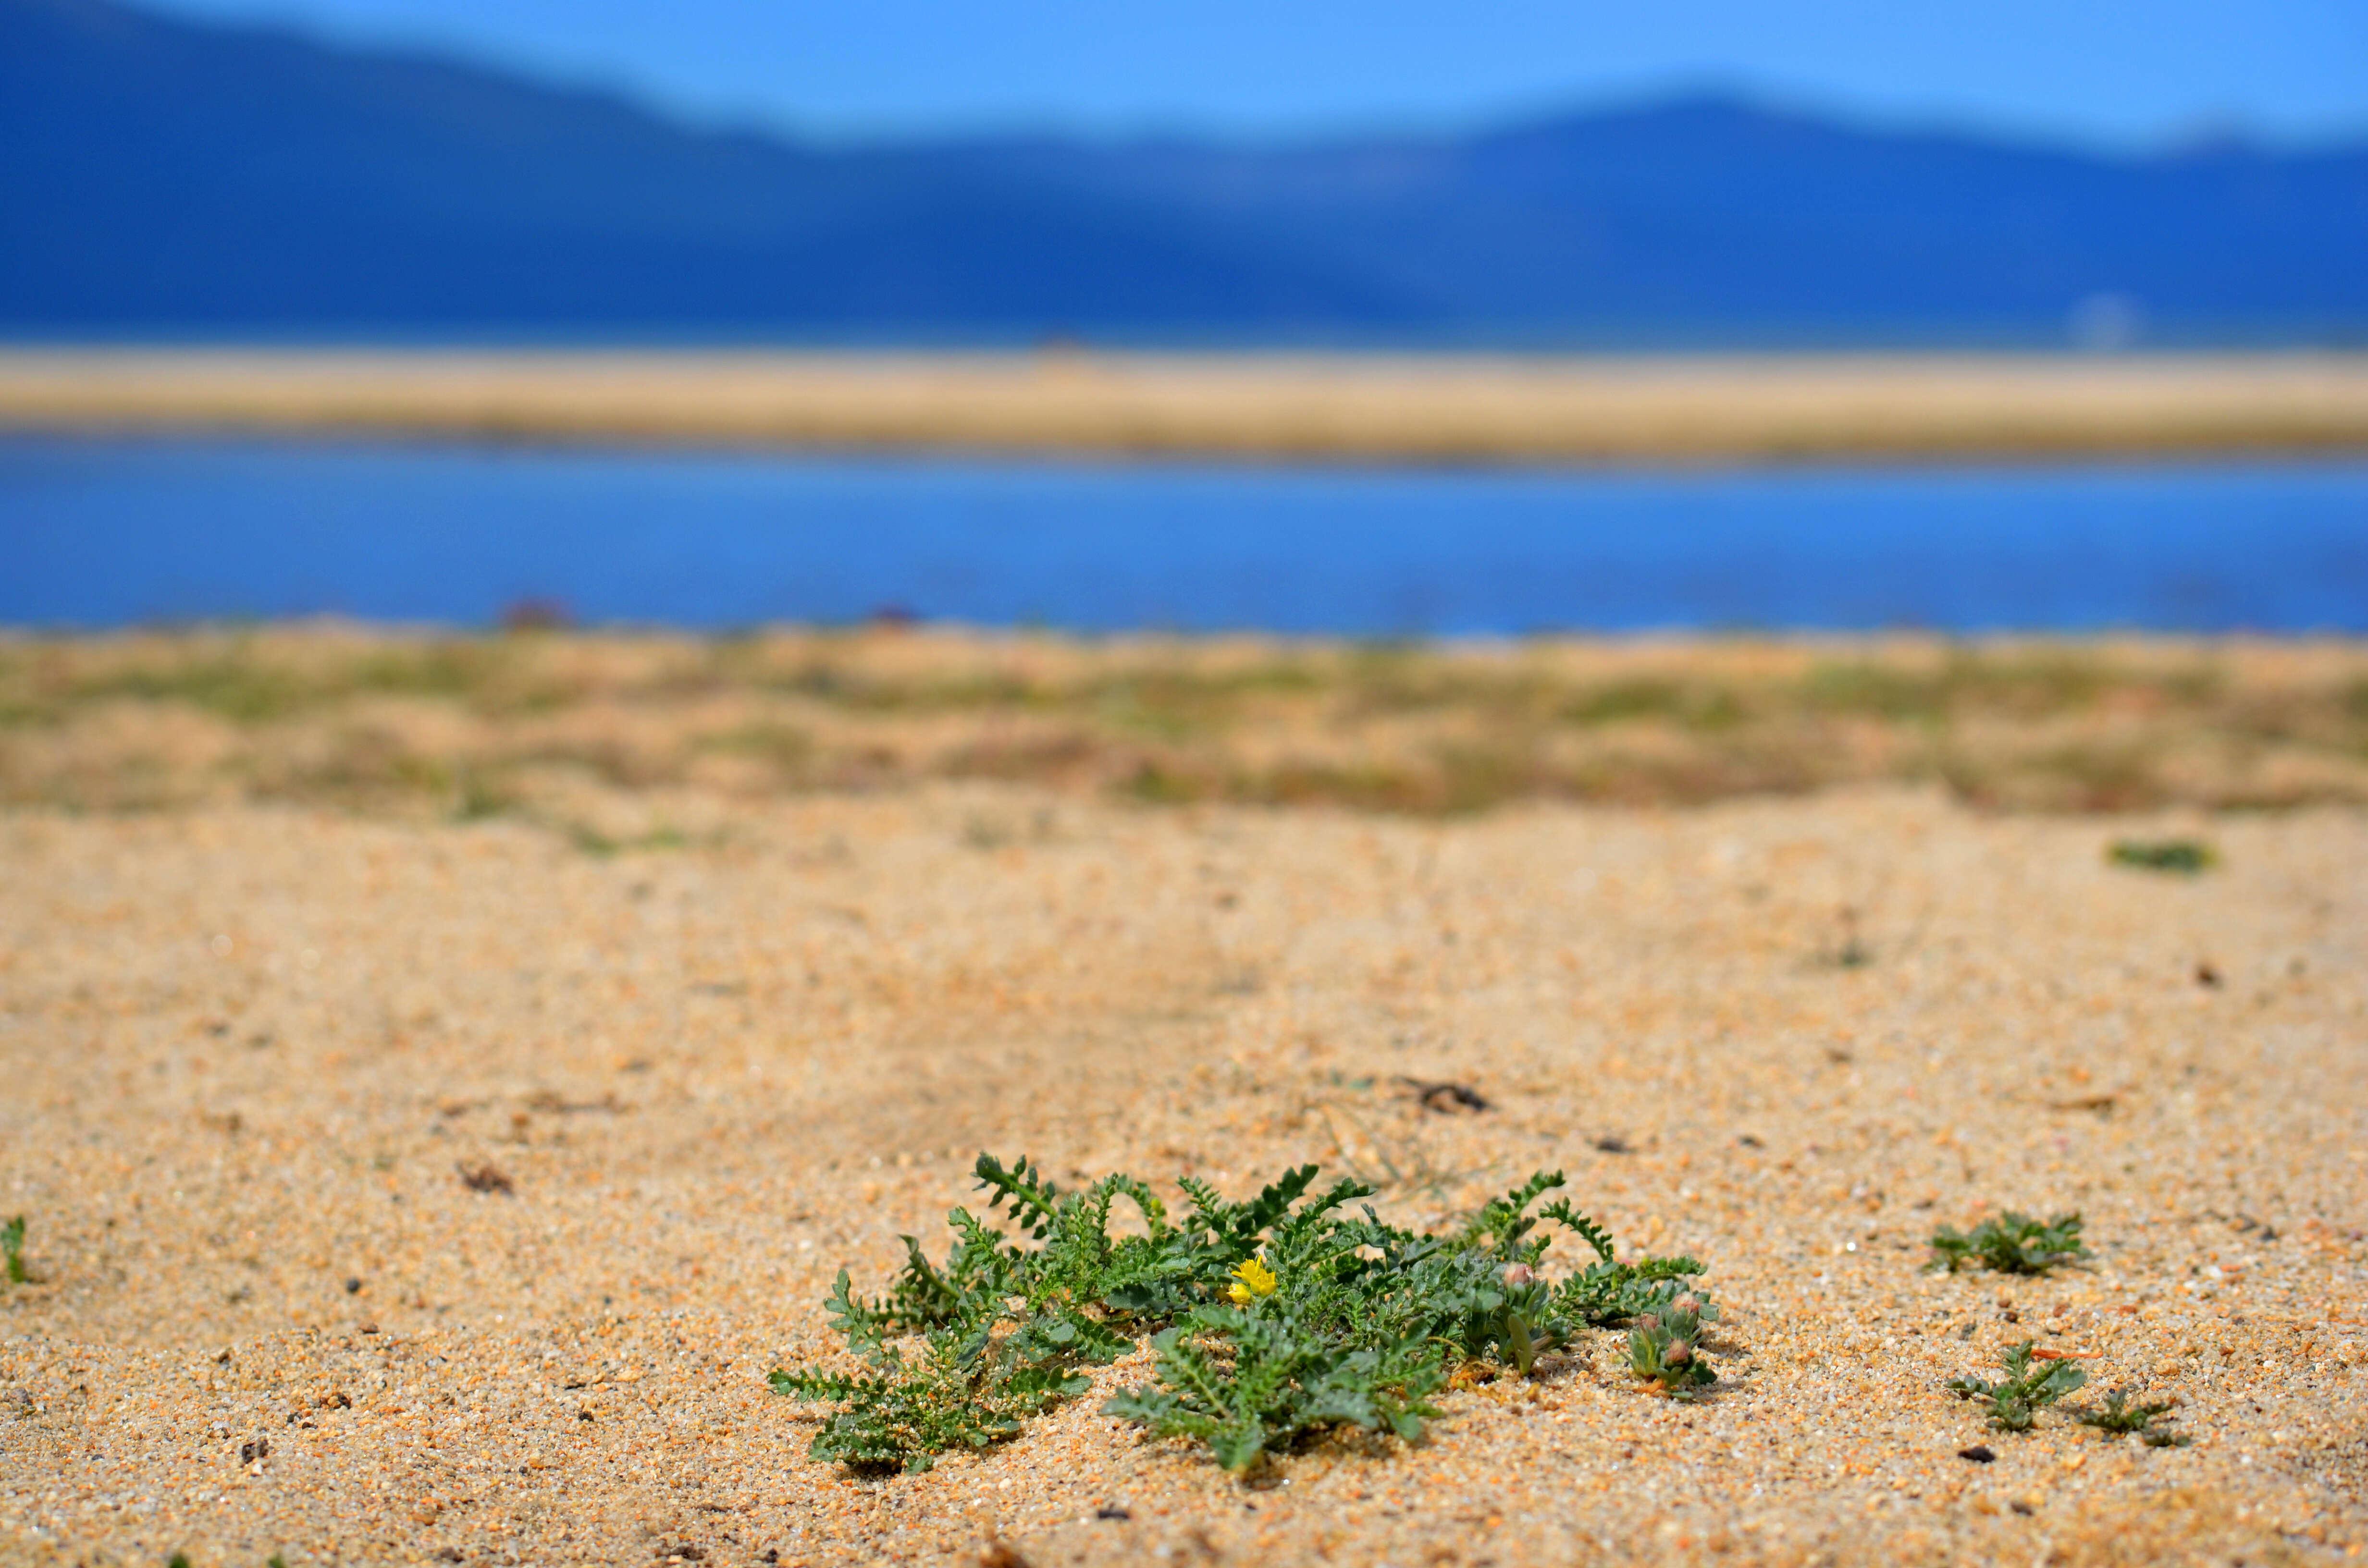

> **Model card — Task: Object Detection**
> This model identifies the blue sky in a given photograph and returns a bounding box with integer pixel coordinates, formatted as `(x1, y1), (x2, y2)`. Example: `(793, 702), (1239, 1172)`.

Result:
(143, 0), (2368, 148)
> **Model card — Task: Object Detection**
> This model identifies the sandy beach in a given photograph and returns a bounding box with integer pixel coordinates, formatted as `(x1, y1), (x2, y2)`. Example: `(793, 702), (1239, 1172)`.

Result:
(1, 633), (2365, 1566)
(3, 351), (2367, 463)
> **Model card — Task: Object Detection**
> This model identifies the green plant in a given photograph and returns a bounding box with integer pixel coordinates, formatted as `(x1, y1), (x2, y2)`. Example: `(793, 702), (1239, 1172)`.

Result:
(1948, 1342), (2087, 1432)
(2108, 838), (2216, 874)
(1928, 1211), (2087, 1275)
(765, 1161), (1135, 1471)
(1108, 1305), (1446, 1472)
(771, 1155), (1713, 1475)
(564, 821), (693, 857)
(1623, 1291), (1717, 1395)
(1, 1215), (25, 1285)
(448, 766), (514, 821)
(2072, 1388), (2190, 1446)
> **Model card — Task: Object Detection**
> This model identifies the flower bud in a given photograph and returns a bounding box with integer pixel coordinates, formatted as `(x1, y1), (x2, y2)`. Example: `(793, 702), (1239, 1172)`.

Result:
(1504, 1264), (1534, 1286)
(1666, 1342), (1691, 1365)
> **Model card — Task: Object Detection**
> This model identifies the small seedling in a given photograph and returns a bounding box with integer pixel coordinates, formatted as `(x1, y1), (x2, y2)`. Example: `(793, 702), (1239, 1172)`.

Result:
(2108, 839), (2215, 874)
(1928, 1211), (2087, 1275)
(2072, 1388), (2190, 1446)
(772, 1154), (1715, 1475)
(1, 1215), (26, 1285)
(1625, 1292), (1716, 1396)
(1948, 1341), (2087, 1432)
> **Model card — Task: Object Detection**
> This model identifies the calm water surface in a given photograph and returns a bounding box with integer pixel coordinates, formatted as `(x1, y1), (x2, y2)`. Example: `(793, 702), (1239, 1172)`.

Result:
(4, 438), (2364, 632)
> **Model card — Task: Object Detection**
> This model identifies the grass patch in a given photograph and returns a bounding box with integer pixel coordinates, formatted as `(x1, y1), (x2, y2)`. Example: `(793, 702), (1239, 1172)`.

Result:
(1803, 663), (1943, 722)
(72, 658), (314, 723)
(2073, 1388), (2192, 1446)
(2108, 838), (2218, 874)
(1928, 1211), (2088, 1276)
(1560, 677), (1705, 726)
(1, 1214), (26, 1285)
(697, 722), (815, 770)
(565, 823), (694, 857)
(1948, 1341), (2088, 1432)
(449, 766), (518, 822)
(770, 1155), (1715, 1476)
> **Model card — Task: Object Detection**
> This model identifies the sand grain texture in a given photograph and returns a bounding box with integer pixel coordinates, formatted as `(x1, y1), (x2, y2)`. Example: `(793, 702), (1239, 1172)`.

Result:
(2, 787), (2365, 1566)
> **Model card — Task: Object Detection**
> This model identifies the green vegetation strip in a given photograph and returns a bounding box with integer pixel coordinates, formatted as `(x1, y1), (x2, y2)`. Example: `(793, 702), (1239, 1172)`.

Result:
(8, 632), (2368, 816)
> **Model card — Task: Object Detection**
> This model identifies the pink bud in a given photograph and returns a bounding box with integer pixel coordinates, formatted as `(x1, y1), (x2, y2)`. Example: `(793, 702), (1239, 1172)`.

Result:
(1504, 1264), (1534, 1286)
(1666, 1342), (1691, 1365)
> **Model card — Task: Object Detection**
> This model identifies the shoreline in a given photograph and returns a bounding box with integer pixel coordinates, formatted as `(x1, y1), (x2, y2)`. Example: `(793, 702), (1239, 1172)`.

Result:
(3, 349), (2367, 463)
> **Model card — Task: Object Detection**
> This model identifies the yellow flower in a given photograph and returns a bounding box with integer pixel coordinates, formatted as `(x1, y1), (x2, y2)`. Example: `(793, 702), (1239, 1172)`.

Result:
(1226, 1257), (1279, 1305)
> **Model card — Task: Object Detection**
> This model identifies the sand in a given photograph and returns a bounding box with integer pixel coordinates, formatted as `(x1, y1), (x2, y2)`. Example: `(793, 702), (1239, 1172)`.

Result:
(2, 777), (2364, 1567)
(3, 350), (2367, 462)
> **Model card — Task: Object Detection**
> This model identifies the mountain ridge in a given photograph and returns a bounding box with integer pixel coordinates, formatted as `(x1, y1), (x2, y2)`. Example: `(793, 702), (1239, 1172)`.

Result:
(5, 0), (2364, 342)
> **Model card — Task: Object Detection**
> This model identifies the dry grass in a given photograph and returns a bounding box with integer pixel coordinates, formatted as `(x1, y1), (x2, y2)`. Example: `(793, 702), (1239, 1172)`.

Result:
(3, 350), (2367, 461)
(6, 626), (2367, 825)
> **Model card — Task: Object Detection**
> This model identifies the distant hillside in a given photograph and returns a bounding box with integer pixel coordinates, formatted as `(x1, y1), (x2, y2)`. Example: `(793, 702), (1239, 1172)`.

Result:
(5, 0), (2365, 342)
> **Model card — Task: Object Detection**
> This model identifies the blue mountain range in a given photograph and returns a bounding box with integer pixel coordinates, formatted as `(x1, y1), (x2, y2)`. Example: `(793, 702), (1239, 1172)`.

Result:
(6, 0), (2364, 343)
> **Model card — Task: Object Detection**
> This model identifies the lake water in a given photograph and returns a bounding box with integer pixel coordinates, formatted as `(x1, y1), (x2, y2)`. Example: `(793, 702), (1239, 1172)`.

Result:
(5, 437), (2365, 633)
